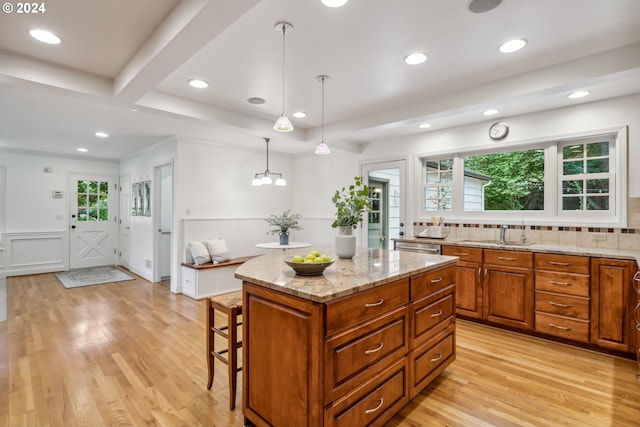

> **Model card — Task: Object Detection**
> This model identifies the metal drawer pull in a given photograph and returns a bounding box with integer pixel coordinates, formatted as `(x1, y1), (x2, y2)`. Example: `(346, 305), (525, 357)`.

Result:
(550, 280), (571, 286)
(549, 323), (571, 331)
(365, 299), (384, 308)
(430, 309), (444, 318)
(364, 342), (384, 354)
(549, 261), (571, 266)
(430, 352), (443, 362)
(634, 271), (640, 292)
(453, 252), (469, 256)
(364, 398), (384, 414)
(497, 256), (517, 261)
(430, 276), (443, 283)
(549, 301), (570, 308)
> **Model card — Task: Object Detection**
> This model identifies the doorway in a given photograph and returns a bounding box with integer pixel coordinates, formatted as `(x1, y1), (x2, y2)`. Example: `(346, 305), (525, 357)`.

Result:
(69, 174), (117, 269)
(361, 160), (406, 250)
(153, 163), (173, 283)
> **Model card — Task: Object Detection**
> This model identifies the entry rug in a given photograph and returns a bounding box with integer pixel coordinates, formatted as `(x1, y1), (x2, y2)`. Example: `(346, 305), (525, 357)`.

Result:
(55, 266), (135, 289)
(0, 277), (6, 322)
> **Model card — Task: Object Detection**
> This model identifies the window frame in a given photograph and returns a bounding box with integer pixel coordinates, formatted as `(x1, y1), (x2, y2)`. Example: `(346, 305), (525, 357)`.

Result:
(415, 127), (627, 227)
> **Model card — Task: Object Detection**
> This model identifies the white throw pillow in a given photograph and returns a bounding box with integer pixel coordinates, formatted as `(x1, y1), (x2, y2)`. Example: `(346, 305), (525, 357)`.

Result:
(204, 238), (233, 264)
(188, 241), (211, 265)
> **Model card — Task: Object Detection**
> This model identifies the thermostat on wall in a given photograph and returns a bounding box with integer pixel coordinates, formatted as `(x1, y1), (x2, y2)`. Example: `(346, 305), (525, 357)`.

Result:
(52, 191), (64, 199)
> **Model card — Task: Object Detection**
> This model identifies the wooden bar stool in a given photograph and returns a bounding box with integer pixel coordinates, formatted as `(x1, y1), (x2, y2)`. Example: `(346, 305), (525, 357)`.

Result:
(206, 290), (243, 410)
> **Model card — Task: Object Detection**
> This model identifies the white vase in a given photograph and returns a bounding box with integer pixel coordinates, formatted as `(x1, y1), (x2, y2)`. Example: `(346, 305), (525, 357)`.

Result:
(335, 226), (356, 259)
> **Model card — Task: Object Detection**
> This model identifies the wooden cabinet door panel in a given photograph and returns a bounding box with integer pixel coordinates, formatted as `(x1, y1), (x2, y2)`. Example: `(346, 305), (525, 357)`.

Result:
(454, 262), (482, 318)
(484, 267), (534, 330)
(591, 259), (634, 352)
(411, 288), (455, 348)
(411, 266), (456, 301)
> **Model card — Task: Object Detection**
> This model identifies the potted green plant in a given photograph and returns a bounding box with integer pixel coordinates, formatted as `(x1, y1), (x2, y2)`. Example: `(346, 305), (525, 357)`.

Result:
(265, 209), (302, 245)
(331, 176), (371, 258)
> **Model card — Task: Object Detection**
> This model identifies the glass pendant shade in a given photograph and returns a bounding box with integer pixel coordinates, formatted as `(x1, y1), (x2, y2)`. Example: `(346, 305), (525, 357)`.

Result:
(261, 175), (273, 185)
(315, 142), (330, 154)
(273, 114), (294, 132)
(275, 177), (287, 186)
(251, 177), (262, 186)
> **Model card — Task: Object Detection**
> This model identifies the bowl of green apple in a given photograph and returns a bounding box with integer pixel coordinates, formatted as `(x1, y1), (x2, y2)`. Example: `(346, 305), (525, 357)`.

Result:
(284, 250), (335, 276)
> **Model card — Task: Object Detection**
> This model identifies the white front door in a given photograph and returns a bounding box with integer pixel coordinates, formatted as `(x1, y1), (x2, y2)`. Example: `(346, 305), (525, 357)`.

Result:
(118, 174), (131, 269)
(69, 174), (117, 269)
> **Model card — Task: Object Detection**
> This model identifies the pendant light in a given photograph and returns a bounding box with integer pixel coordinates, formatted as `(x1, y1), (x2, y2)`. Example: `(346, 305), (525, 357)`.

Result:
(252, 137), (286, 186)
(315, 75), (331, 154)
(273, 22), (294, 132)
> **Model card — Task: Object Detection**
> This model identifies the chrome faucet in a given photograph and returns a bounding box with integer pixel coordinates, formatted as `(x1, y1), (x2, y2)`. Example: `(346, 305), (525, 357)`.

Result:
(520, 219), (527, 244)
(499, 224), (509, 244)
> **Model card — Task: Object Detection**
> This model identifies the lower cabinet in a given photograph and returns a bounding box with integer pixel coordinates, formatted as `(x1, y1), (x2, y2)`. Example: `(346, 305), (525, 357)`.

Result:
(634, 271), (640, 381)
(591, 258), (636, 352)
(483, 249), (534, 330)
(243, 264), (456, 427)
(442, 246), (483, 319)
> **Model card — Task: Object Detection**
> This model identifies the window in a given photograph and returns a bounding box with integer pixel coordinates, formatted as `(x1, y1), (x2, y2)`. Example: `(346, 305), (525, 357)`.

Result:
(76, 180), (109, 221)
(423, 159), (453, 211)
(560, 139), (612, 211)
(419, 130), (624, 226)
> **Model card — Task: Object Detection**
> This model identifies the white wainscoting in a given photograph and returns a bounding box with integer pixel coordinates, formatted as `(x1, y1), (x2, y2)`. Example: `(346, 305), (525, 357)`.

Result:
(1, 231), (67, 277)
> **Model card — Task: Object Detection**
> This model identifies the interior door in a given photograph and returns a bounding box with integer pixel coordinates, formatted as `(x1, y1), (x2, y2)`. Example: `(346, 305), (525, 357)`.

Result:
(362, 160), (406, 250)
(368, 179), (388, 249)
(69, 174), (117, 269)
(118, 174), (131, 268)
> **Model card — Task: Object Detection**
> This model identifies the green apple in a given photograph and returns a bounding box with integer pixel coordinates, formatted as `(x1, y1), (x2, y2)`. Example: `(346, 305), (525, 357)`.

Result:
(291, 255), (305, 263)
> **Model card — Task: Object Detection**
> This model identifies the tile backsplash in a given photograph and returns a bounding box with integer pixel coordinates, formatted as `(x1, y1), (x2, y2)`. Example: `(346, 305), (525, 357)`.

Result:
(412, 197), (640, 251)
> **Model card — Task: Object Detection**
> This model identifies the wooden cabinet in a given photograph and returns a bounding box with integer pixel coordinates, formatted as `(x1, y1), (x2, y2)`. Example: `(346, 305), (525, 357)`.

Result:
(483, 249), (534, 330)
(534, 253), (591, 343)
(634, 271), (640, 381)
(591, 258), (636, 352)
(243, 265), (456, 427)
(442, 246), (483, 318)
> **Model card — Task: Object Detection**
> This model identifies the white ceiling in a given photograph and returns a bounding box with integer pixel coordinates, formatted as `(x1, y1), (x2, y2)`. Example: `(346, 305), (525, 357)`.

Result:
(1, 0), (640, 160)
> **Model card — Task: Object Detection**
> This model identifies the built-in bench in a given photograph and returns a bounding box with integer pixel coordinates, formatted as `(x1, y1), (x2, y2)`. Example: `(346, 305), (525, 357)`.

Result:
(181, 256), (257, 300)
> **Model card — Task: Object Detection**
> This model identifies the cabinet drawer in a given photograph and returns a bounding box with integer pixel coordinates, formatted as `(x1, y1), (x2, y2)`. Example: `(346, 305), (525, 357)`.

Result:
(484, 249), (533, 268)
(535, 312), (590, 342)
(411, 266), (456, 300)
(325, 307), (408, 403)
(535, 270), (590, 297)
(411, 290), (455, 347)
(535, 253), (590, 274)
(535, 291), (589, 320)
(181, 266), (196, 297)
(442, 246), (483, 263)
(324, 359), (409, 427)
(326, 279), (409, 336)
(409, 326), (455, 398)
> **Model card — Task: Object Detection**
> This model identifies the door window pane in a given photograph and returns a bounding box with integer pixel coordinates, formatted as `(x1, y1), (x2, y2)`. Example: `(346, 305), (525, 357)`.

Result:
(76, 179), (109, 222)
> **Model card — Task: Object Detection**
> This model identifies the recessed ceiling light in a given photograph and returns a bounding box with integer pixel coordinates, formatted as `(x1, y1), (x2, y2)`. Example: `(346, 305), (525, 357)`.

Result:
(131, 108), (138, 112)
(321, 0), (348, 7)
(499, 39), (527, 53)
(293, 111), (307, 118)
(77, 148), (88, 152)
(247, 97), (265, 105)
(95, 131), (109, 138)
(483, 109), (500, 116)
(404, 52), (427, 65)
(188, 79), (208, 89)
(29, 29), (61, 45)
(418, 123), (432, 129)
(567, 90), (590, 99)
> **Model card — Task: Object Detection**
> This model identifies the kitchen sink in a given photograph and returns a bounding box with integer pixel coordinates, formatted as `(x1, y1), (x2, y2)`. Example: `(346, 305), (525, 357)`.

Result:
(460, 239), (534, 247)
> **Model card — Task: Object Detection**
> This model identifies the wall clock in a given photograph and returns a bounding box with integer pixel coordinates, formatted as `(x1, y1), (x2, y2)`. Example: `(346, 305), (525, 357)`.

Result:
(489, 122), (509, 140)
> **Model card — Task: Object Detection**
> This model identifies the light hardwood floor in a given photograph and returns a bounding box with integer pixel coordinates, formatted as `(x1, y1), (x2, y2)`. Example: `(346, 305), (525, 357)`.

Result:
(1, 271), (638, 427)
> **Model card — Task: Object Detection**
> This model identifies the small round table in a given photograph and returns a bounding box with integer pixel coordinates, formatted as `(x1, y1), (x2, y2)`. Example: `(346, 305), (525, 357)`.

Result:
(255, 242), (312, 251)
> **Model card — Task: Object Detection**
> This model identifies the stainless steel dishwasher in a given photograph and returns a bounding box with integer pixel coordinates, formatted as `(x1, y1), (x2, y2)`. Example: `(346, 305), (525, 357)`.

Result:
(393, 239), (441, 254)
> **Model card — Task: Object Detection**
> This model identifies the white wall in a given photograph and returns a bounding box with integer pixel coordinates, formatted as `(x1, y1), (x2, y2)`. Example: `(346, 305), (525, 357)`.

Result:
(0, 151), (118, 276)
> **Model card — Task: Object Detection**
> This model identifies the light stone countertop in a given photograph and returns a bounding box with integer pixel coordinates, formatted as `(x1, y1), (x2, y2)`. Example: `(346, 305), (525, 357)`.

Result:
(394, 237), (640, 266)
(235, 246), (458, 303)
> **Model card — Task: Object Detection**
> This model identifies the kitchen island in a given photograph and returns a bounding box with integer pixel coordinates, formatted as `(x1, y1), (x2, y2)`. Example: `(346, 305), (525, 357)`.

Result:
(235, 247), (458, 427)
